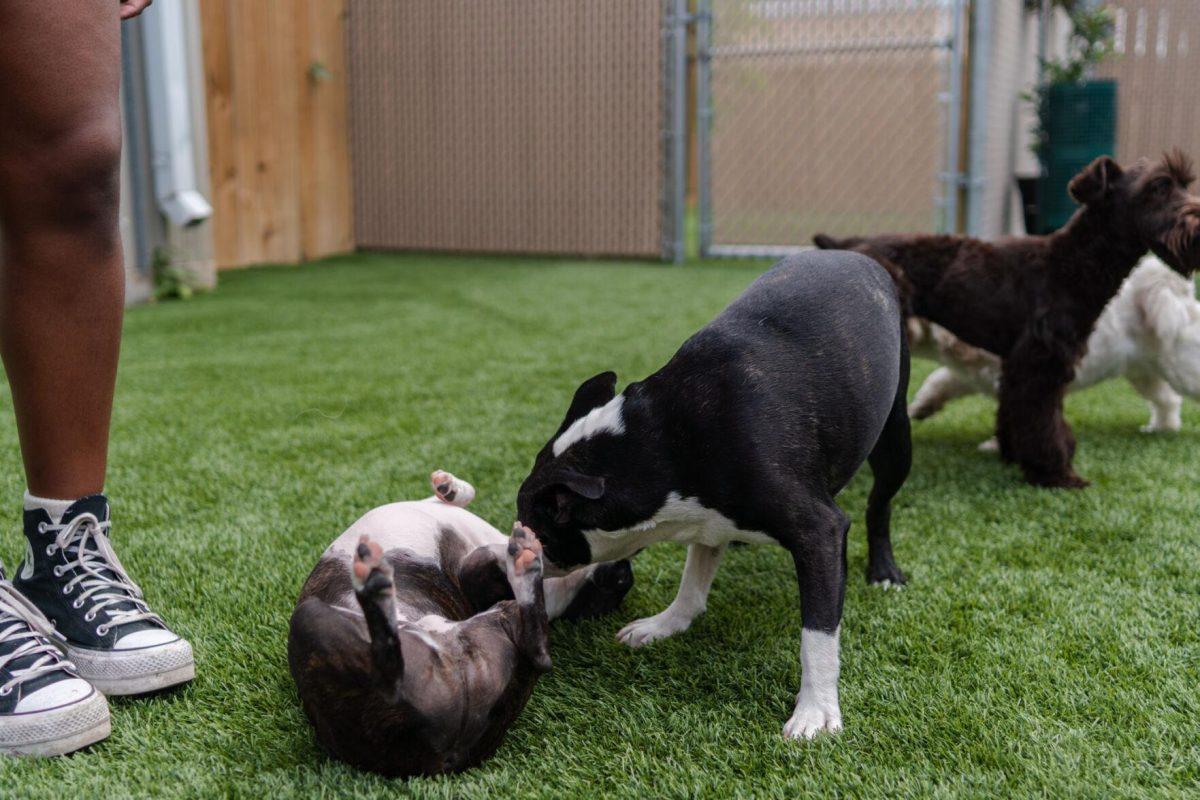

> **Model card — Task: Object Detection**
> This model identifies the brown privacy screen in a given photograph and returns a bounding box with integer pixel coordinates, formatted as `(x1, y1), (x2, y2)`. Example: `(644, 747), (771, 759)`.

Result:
(1097, 1), (1200, 167)
(347, 1), (668, 259)
(705, 0), (955, 251)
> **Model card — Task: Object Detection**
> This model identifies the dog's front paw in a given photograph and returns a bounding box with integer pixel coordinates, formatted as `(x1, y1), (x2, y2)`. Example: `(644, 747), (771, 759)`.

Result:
(977, 436), (1000, 453)
(431, 470), (476, 507)
(505, 523), (545, 607)
(616, 611), (692, 648)
(782, 699), (842, 741)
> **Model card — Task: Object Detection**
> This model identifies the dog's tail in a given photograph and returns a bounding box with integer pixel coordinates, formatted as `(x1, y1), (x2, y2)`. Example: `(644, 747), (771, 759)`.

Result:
(813, 233), (861, 250)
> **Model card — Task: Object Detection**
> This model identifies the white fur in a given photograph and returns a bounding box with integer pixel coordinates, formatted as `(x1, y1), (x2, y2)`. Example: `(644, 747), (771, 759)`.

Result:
(616, 543), (725, 647)
(594, 493), (772, 648)
(583, 492), (773, 564)
(553, 394), (626, 456)
(909, 256), (1200, 434)
(783, 627), (842, 740)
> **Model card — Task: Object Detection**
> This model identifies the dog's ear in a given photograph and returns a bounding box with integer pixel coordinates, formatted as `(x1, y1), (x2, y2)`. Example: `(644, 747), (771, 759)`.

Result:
(556, 371), (617, 435)
(549, 468), (605, 523)
(1068, 156), (1123, 205)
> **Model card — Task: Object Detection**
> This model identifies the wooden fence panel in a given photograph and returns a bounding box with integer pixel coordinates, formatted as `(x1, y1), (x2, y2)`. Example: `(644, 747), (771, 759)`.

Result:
(199, 0), (353, 269)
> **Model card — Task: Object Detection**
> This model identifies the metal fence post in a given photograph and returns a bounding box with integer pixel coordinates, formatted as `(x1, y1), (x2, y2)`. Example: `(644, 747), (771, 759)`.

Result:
(966, 0), (994, 237)
(941, 0), (966, 234)
(696, 0), (712, 258)
(662, 0), (689, 263)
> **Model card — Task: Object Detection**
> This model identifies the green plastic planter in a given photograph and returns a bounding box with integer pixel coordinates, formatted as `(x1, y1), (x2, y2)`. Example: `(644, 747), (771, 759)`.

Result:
(1036, 79), (1118, 233)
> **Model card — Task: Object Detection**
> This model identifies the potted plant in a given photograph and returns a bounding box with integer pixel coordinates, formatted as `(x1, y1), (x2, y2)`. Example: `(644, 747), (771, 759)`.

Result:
(1022, 2), (1117, 233)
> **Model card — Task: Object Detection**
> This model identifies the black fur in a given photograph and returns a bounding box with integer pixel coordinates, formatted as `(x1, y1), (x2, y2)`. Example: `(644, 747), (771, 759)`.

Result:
(517, 250), (911, 724)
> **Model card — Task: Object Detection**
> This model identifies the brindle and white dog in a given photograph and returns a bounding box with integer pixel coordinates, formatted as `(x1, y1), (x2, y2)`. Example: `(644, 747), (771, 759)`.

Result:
(287, 471), (633, 777)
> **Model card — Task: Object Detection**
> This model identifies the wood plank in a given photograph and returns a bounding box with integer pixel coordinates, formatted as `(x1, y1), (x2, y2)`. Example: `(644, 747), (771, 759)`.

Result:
(198, 0), (353, 268)
(198, 0), (238, 267)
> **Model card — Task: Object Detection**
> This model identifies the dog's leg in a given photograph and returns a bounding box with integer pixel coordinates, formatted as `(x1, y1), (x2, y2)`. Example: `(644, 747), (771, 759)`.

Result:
(429, 469), (476, 507)
(616, 542), (725, 648)
(996, 330), (1087, 488)
(909, 366), (978, 420)
(352, 536), (404, 683)
(545, 561), (635, 621)
(866, 374), (910, 586)
(501, 525), (551, 672)
(1127, 369), (1183, 432)
(783, 503), (849, 740)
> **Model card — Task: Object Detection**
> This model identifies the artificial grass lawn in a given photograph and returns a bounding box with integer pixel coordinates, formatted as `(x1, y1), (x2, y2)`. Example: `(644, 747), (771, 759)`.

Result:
(1, 252), (1198, 798)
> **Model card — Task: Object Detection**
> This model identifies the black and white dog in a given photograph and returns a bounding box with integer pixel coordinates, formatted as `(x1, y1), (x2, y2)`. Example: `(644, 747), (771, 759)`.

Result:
(517, 251), (912, 739)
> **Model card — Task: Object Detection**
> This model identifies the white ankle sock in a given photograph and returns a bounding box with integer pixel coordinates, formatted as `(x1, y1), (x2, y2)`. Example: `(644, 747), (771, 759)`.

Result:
(24, 491), (79, 525)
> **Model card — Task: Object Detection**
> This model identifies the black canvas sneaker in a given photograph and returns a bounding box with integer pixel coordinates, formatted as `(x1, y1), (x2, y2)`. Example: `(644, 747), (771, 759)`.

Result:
(0, 562), (110, 756)
(14, 495), (194, 696)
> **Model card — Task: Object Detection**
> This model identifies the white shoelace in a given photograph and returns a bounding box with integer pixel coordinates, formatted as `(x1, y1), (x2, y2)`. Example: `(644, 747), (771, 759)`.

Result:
(0, 580), (73, 697)
(40, 513), (163, 637)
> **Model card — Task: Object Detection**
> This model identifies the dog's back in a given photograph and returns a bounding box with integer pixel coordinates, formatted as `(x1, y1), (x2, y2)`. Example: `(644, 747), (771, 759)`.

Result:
(660, 250), (904, 492)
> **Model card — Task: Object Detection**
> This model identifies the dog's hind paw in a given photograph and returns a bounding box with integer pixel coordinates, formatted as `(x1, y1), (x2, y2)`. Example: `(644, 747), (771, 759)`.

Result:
(352, 534), (394, 594)
(431, 470), (476, 507)
(783, 700), (842, 741)
(977, 437), (999, 453)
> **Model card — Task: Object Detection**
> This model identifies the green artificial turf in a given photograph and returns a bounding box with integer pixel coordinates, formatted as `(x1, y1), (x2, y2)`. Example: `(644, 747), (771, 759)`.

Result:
(1, 252), (1197, 798)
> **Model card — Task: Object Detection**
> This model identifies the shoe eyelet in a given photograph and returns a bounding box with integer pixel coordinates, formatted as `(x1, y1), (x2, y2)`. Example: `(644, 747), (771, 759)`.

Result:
(0, 687), (10, 696)
(45, 544), (57, 556)
(63, 584), (74, 595)
(52, 566), (64, 577)
(84, 611), (95, 622)
(37, 522), (47, 534)
(72, 599), (84, 609)
(96, 625), (109, 637)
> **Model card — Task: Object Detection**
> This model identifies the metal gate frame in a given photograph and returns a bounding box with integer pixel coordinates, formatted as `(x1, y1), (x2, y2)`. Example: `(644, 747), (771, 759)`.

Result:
(665, 0), (690, 263)
(696, 0), (968, 258)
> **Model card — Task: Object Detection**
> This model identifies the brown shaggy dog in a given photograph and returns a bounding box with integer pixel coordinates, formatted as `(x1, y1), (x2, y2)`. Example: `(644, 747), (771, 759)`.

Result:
(815, 152), (1200, 488)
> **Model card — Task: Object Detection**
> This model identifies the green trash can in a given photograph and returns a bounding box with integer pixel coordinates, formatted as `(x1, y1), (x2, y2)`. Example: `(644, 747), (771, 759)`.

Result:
(1036, 79), (1118, 233)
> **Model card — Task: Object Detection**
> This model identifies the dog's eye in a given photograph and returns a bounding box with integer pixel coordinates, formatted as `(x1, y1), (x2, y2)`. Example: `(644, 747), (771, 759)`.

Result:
(1151, 178), (1173, 194)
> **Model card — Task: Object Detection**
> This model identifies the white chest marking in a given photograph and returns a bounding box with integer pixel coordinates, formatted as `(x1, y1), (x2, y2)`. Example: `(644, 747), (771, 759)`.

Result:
(553, 395), (626, 456)
(583, 492), (774, 562)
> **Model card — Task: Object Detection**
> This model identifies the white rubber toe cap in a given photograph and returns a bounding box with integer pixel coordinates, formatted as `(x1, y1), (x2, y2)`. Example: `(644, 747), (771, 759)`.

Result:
(113, 628), (179, 650)
(15, 677), (95, 713)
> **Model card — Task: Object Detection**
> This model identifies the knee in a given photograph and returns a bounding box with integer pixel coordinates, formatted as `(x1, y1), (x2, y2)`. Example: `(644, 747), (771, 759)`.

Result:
(0, 114), (123, 249)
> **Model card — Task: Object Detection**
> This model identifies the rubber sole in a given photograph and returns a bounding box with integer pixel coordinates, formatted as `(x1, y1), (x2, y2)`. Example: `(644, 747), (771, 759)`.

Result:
(0, 688), (111, 757)
(66, 638), (195, 696)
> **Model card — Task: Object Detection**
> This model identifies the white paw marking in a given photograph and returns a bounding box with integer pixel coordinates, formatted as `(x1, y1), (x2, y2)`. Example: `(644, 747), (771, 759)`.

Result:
(977, 437), (1000, 453)
(616, 611), (693, 648)
(782, 701), (843, 740)
(785, 627), (842, 741)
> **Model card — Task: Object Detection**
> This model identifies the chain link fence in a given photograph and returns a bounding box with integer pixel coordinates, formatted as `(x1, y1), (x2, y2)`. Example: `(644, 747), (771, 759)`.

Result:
(698, 0), (965, 256)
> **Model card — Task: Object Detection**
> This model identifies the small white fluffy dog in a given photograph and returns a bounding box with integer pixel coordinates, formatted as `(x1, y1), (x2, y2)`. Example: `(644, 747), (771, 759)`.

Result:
(909, 256), (1200, 443)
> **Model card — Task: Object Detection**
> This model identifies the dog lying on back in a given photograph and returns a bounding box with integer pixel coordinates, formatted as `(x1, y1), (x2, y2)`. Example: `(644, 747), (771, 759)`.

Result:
(288, 471), (633, 777)
(909, 256), (1200, 440)
(816, 152), (1200, 487)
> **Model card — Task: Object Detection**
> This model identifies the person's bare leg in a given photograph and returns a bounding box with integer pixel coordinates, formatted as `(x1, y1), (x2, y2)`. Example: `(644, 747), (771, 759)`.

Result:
(0, 1), (124, 499)
(0, 1), (192, 704)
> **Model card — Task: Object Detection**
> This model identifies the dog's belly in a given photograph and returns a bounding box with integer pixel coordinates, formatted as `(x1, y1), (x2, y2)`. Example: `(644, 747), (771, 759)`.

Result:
(326, 499), (505, 561)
